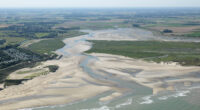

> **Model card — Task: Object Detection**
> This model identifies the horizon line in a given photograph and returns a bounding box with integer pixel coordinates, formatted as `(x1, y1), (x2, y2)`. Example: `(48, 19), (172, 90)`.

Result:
(0, 6), (200, 9)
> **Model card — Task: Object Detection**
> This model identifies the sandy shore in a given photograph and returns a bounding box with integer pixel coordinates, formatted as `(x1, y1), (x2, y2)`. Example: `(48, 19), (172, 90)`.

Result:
(1, 28), (200, 110)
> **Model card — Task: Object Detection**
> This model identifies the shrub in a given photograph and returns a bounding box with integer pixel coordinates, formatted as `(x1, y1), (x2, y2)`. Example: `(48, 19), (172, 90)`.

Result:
(47, 65), (59, 72)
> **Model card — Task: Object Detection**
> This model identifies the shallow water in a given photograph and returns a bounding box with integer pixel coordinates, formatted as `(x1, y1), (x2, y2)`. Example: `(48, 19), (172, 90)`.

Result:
(30, 87), (200, 110)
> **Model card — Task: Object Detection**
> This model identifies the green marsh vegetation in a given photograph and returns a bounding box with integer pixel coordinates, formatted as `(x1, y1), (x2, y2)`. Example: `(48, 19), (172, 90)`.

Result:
(87, 40), (200, 66)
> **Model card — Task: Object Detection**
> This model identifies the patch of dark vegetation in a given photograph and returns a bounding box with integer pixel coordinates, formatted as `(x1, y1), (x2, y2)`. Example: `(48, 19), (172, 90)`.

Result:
(0, 21), (81, 39)
(4, 79), (29, 88)
(47, 65), (59, 72)
(0, 25), (52, 38)
(0, 39), (6, 45)
(132, 24), (140, 27)
(57, 27), (81, 32)
(0, 61), (36, 83)
(163, 29), (173, 33)
(87, 40), (200, 66)
(0, 50), (12, 62)
(90, 17), (111, 21)
(182, 22), (200, 26)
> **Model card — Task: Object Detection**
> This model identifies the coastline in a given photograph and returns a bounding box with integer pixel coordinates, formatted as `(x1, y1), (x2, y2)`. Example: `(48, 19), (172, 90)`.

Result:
(0, 28), (200, 110)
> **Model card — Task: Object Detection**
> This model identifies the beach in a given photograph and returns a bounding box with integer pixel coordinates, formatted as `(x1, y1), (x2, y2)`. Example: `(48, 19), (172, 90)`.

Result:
(0, 28), (200, 110)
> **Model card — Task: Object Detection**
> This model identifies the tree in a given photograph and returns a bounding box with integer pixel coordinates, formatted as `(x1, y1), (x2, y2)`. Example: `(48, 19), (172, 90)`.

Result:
(132, 24), (140, 27)
(163, 29), (173, 33)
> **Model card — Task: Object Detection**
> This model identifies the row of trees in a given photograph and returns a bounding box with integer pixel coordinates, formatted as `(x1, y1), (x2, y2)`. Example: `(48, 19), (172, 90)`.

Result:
(0, 22), (81, 39)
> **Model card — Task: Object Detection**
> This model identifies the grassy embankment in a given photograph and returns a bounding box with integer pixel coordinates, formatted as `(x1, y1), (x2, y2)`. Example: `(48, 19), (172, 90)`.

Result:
(87, 40), (200, 66)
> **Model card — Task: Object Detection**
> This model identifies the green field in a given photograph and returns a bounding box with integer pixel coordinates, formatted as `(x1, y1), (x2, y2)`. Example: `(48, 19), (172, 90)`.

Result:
(185, 32), (200, 38)
(87, 40), (200, 66)
(27, 38), (65, 55)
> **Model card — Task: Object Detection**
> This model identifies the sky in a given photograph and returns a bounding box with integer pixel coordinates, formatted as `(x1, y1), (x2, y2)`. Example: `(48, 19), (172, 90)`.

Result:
(0, 0), (200, 8)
